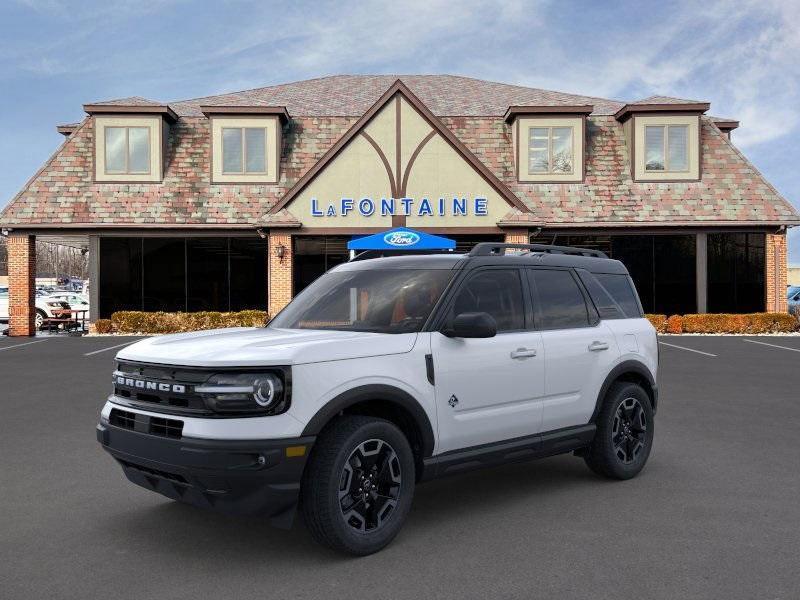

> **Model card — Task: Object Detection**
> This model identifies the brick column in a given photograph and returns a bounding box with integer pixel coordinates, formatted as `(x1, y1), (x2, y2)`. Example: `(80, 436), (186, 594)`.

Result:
(268, 231), (294, 317)
(503, 229), (529, 245)
(765, 233), (788, 312)
(8, 234), (36, 336)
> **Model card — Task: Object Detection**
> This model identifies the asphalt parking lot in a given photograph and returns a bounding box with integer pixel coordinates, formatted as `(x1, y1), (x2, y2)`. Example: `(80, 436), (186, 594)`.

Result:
(1, 335), (799, 600)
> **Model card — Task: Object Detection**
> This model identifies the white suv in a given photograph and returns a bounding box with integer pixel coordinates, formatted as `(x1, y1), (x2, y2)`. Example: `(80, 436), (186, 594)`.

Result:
(97, 243), (658, 555)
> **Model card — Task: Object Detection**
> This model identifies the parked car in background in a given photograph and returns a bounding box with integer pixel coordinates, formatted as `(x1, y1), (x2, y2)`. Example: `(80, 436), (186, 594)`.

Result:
(788, 286), (800, 314)
(0, 288), (72, 328)
(46, 292), (90, 320)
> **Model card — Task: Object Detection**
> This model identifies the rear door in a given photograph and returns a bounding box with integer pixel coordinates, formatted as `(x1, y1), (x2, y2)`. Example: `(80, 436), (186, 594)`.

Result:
(431, 267), (545, 453)
(528, 268), (619, 432)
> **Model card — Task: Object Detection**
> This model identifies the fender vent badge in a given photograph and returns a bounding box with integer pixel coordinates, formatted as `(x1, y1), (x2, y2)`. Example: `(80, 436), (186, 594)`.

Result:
(448, 395), (459, 408)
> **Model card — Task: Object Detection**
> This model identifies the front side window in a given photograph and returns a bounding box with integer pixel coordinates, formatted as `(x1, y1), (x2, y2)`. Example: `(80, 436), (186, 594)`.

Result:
(269, 269), (454, 333)
(104, 126), (150, 174)
(645, 124), (688, 171)
(529, 269), (590, 329)
(450, 269), (525, 332)
(528, 126), (573, 174)
(222, 127), (267, 174)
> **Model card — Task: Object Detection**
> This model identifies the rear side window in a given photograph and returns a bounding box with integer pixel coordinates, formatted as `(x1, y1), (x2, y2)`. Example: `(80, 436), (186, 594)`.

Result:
(451, 269), (525, 332)
(529, 269), (590, 329)
(594, 273), (643, 318)
(577, 270), (624, 320)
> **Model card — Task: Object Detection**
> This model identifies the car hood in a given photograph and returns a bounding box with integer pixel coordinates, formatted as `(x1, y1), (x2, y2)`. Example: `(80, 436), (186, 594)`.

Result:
(116, 327), (419, 367)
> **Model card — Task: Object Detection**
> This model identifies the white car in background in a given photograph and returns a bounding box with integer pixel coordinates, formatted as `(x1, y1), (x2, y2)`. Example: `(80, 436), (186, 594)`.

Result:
(0, 286), (73, 329)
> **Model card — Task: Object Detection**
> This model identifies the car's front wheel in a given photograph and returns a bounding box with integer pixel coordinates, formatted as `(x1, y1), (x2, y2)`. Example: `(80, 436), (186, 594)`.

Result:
(301, 415), (415, 555)
(584, 382), (654, 479)
(34, 309), (46, 330)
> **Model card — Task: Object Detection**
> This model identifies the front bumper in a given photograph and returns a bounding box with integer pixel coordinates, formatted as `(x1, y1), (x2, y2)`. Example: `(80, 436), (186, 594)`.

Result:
(97, 422), (315, 528)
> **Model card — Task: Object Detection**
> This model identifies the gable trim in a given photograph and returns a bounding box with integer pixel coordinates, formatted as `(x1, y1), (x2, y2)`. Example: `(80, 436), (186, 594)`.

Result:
(269, 79), (530, 214)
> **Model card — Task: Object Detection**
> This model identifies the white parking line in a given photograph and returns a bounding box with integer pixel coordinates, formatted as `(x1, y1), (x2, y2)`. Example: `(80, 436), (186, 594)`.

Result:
(0, 339), (49, 352)
(743, 338), (800, 353)
(658, 341), (717, 357)
(83, 341), (138, 356)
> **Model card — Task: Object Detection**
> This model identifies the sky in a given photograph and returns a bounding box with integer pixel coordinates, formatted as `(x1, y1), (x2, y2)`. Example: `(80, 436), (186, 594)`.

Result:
(1, 0), (798, 260)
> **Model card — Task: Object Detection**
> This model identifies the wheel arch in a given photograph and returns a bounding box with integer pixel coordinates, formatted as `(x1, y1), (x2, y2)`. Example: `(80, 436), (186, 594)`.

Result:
(590, 360), (657, 422)
(301, 384), (436, 476)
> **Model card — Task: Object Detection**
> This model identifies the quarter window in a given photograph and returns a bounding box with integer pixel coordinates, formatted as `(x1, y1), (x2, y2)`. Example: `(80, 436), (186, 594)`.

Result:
(528, 126), (573, 174)
(451, 269), (525, 332)
(529, 269), (590, 329)
(104, 126), (150, 174)
(645, 125), (688, 171)
(222, 127), (267, 174)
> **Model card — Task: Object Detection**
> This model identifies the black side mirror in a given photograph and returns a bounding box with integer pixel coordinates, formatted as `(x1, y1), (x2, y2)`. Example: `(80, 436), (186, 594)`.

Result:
(444, 312), (497, 338)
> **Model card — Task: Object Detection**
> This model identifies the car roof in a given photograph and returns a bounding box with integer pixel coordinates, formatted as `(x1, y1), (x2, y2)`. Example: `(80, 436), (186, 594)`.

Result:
(332, 250), (629, 275)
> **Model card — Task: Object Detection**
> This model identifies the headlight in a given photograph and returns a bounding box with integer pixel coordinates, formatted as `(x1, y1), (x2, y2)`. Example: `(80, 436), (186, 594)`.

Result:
(195, 372), (288, 415)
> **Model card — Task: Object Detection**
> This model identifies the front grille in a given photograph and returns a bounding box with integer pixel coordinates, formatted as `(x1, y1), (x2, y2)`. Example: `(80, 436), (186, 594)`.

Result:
(108, 407), (184, 440)
(149, 416), (183, 439)
(113, 362), (212, 415)
(109, 408), (136, 430)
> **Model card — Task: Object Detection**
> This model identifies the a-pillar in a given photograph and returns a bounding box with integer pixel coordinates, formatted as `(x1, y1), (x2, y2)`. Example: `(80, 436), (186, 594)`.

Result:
(8, 233), (36, 336)
(765, 232), (788, 312)
(268, 231), (294, 317)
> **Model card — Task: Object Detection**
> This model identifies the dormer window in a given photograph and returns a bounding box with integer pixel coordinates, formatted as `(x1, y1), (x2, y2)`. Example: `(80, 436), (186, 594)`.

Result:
(644, 124), (688, 172)
(505, 106), (591, 184)
(105, 126), (151, 174)
(222, 127), (268, 174)
(201, 106), (289, 184)
(528, 126), (574, 174)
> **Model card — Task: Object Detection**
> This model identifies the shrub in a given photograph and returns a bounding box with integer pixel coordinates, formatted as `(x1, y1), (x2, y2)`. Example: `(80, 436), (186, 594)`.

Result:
(645, 314), (667, 333)
(665, 315), (683, 334)
(679, 313), (797, 334)
(111, 310), (269, 334)
(94, 319), (113, 334)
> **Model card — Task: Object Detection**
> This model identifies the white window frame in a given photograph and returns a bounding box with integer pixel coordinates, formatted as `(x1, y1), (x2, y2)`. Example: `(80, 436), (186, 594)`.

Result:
(220, 127), (269, 175)
(527, 126), (575, 176)
(644, 124), (689, 173)
(104, 126), (152, 175)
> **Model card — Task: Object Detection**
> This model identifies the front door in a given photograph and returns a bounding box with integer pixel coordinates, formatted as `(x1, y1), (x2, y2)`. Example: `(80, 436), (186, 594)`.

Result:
(431, 268), (545, 453)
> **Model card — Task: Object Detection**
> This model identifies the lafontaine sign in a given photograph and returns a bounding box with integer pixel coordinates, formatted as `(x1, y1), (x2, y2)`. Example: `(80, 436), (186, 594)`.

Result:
(310, 196), (488, 218)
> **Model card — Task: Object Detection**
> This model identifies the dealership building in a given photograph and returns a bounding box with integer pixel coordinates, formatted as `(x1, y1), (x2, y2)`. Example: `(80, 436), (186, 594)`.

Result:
(1, 74), (797, 335)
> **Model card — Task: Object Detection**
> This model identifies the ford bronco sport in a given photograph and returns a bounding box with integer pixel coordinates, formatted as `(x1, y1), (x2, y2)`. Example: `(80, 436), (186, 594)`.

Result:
(97, 242), (658, 555)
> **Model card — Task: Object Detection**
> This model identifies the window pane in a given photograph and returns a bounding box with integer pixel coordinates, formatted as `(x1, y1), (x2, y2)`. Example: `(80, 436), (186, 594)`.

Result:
(667, 125), (688, 171)
(595, 274), (642, 318)
(551, 127), (572, 173)
(187, 238), (229, 311)
(142, 238), (186, 312)
(222, 128), (243, 173)
(708, 233), (765, 313)
(230, 238), (268, 311)
(654, 235), (695, 314)
(451, 270), (525, 332)
(530, 270), (589, 329)
(645, 126), (665, 171)
(244, 128), (266, 173)
(104, 127), (127, 173)
(127, 127), (150, 173)
(529, 149), (548, 173)
(528, 128), (549, 173)
(577, 270), (624, 319)
(99, 238), (142, 317)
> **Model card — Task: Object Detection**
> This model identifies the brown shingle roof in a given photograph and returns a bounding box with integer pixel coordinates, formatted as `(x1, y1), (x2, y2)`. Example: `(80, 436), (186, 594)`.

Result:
(87, 96), (164, 106)
(2, 75), (795, 229)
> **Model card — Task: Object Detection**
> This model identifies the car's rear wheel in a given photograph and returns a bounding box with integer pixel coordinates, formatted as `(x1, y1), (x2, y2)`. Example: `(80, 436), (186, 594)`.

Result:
(584, 382), (654, 479)
(301, 415), (415, 555)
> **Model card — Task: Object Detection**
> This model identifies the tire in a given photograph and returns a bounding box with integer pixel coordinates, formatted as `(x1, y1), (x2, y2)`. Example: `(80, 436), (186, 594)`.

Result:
(584, 382), (654, 480)
(301, 415), (415, 556)
(35, 309), (46, 330)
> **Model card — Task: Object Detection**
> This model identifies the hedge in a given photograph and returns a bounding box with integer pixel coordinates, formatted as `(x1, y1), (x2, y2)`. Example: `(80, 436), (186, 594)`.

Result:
(110, 310), (269, 334)
(645, 312), (797, 334)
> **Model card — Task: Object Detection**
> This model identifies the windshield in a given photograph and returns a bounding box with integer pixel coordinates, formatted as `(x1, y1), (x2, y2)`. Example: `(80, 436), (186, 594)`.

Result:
(269, 269), (455, 333)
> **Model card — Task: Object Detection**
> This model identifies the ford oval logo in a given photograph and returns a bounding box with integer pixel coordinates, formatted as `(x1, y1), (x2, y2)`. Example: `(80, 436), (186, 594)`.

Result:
(384, 231), (420, 247)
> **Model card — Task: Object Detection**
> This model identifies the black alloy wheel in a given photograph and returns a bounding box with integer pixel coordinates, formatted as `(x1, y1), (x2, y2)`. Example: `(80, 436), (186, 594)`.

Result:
(338, 439), (402, 532)
(612, 397), (648, 464)
(584, 381), (654, 479)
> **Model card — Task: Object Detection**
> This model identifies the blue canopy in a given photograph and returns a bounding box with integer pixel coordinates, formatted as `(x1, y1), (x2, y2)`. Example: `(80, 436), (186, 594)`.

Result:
(347, 227), (456, 251)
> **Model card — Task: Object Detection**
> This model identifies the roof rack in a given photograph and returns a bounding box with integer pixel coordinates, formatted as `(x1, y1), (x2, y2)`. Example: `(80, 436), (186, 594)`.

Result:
(468, 243), (609, 258)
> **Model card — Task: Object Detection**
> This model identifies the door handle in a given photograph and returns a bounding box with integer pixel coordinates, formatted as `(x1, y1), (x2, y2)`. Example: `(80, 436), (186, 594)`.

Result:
(510, 347), (537, 359)
(588, 341), (609, 352)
